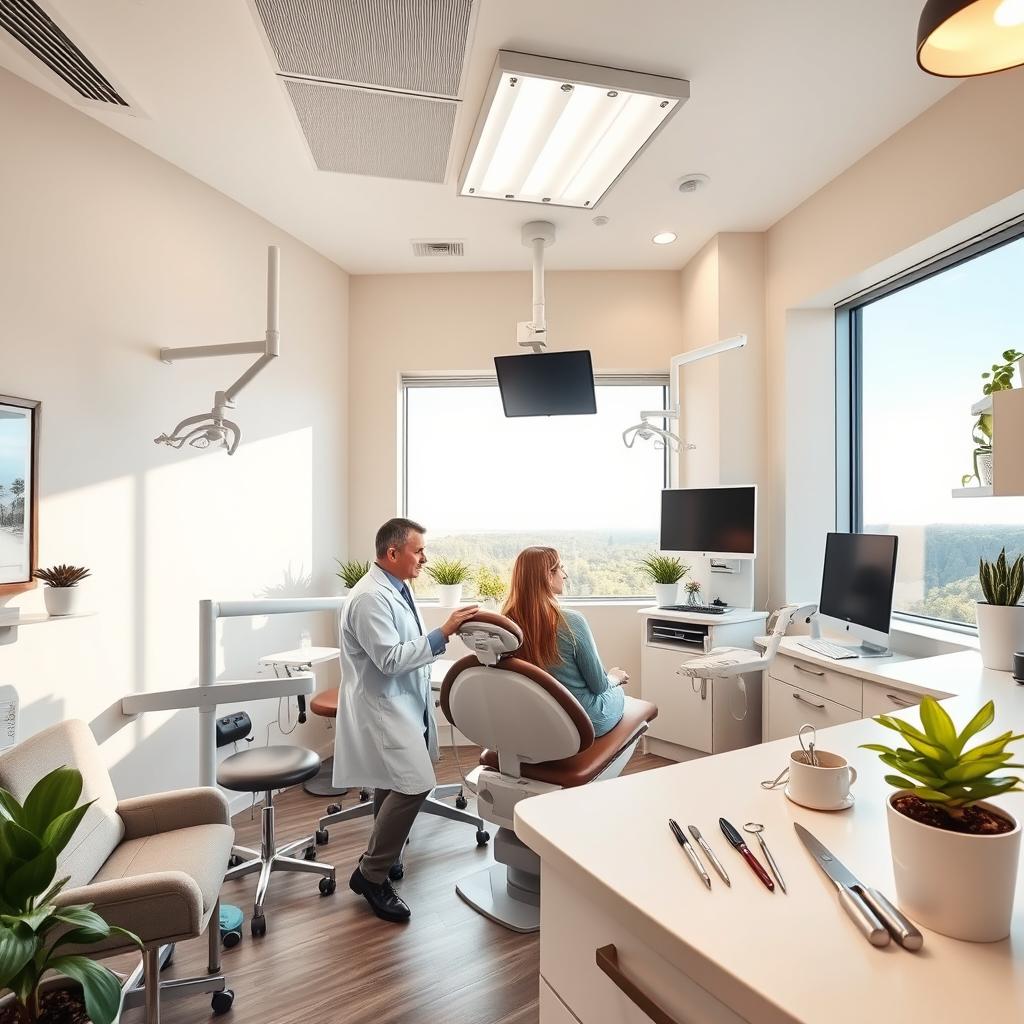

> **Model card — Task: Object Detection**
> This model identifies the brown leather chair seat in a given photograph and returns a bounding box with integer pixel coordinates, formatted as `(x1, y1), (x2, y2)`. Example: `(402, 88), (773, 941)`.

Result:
(479, 695), (657, 788)
(310, 688), (339, 718)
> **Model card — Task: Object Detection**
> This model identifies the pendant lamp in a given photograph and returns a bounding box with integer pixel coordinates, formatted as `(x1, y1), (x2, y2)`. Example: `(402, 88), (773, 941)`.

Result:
(918, 0), (1024, 76)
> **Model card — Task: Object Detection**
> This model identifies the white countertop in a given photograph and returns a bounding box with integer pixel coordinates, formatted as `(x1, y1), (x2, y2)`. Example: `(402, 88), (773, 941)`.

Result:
(516, 650), (1024, 1023)
(638, 605), (767, 626)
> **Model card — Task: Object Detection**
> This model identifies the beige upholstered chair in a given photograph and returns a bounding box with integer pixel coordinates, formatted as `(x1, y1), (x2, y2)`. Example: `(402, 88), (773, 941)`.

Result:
(0, 720), (235, 1022)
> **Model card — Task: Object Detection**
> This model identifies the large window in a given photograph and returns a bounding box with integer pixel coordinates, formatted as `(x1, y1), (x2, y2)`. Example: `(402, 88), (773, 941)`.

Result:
(403, 376), (668, 599)
(845, 225), (1024, 629)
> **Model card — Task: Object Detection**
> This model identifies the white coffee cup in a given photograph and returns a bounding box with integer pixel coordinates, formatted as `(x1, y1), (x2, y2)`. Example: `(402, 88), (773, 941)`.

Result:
(785, 749), (857, 811)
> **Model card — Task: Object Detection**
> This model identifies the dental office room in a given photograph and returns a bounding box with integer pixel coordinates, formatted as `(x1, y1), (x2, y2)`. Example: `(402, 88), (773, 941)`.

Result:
(4, 0), (1024, 1022)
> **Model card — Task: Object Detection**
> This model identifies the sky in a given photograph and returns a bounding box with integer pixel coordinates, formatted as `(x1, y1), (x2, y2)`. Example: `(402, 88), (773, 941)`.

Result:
(862, 233), (1024, 527)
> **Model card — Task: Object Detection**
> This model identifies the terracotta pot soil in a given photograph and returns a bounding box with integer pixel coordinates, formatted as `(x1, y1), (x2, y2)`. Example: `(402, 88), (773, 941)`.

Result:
(893, 793), (1015, 835)
(0, 989), (90, 1024)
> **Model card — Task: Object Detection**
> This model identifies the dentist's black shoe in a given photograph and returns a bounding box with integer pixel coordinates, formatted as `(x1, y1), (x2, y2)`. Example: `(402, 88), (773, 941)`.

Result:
(349, 867), (411, 923)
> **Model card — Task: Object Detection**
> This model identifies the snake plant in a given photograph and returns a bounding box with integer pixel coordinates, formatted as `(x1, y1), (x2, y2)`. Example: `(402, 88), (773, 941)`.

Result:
(979, 548), (1024, 606)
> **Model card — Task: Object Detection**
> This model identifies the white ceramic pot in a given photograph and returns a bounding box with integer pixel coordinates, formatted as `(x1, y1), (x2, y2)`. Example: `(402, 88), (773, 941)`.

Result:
(975, 602), (1024, 671)
(654, 582), (679, 607)
(437, 583), (463, 608)
(977, 451), (994, 486)
(43, 586), (83, 616)
(887, 791), (1021, 941)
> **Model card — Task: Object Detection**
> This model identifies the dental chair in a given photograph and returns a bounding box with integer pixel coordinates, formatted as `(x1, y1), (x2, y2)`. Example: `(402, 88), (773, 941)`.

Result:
(440, 611), (658, 933)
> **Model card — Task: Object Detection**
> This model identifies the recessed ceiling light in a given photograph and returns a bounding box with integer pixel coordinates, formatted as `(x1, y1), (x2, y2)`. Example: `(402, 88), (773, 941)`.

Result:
(459, 51), (689, 209)
(917, 0), (1024, 76)
(652, 231), (677, 245)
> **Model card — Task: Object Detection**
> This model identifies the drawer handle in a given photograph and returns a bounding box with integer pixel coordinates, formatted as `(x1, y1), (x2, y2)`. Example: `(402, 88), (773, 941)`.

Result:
(886, 693), (913, 707)
(792, 692), (826, 710)
(596, 945), (679, 1024)
(794, 663), (825, 677)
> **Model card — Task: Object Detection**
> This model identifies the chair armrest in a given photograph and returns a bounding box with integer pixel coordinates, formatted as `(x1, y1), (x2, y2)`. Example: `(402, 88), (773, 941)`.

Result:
(117, 786), (230, 839)
(54, 871), (204, 951)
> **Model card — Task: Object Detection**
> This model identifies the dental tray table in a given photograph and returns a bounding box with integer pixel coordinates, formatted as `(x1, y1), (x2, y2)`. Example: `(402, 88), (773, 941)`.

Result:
(259, 647), (339, 667)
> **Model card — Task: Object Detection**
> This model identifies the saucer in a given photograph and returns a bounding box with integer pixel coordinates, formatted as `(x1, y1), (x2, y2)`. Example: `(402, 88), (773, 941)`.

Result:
(784, 786), (854, 811)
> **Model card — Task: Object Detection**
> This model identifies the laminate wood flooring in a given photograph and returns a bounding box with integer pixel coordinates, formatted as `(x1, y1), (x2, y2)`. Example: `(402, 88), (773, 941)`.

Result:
(140, 746), (671, 1024)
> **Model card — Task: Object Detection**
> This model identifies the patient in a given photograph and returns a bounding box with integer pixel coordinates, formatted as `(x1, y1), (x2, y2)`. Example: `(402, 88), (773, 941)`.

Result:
(502, 546), (626, 737)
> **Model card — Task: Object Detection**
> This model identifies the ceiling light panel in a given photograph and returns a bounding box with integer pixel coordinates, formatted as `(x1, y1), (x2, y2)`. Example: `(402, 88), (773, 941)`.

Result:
(460, 51), (689, 209)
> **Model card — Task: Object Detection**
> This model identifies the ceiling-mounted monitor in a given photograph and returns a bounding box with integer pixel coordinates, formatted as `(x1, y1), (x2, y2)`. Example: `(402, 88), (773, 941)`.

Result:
(660, 485), (757, 559)
(494, 350), (596, 417)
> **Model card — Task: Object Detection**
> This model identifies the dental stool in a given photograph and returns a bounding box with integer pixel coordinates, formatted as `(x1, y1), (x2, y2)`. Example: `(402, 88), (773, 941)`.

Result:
(218, 745), (337, 936)
(440, 611), (658, 933)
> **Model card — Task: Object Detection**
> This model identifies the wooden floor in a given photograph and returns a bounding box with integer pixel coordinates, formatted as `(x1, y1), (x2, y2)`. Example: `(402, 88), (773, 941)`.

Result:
(134, 746), (670, 1024)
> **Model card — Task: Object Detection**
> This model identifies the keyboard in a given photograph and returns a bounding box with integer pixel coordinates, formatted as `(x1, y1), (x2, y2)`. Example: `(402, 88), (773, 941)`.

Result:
(798, 638), (857, 660)
(663, 604), (728, 615)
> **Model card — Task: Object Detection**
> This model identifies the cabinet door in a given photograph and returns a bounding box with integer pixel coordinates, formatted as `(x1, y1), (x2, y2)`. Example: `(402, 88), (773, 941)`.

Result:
(641, 643), (713, 752)
(764, 678), (860, 742)
(540, 978), (580, 1024)
(862, 682), (921, 719)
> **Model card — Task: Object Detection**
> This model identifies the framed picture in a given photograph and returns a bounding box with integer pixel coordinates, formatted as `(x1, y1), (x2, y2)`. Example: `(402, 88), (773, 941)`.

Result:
(0, 396), (39, 594)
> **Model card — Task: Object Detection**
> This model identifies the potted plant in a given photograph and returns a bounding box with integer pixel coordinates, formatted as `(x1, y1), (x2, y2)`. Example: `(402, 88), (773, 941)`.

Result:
(334, 558), (370, 595)
(0, 766), (142, 1023)
(961, 348), (1023, 487)
(640, 554), (689, 608)
(861, 697), (1023, 941)
(684, 579), (703, 608)
(425, 559), (472, 607)
(475, 567), (506, 610)
(31, 566), (90, 617)
(976, 548), (1024, 671)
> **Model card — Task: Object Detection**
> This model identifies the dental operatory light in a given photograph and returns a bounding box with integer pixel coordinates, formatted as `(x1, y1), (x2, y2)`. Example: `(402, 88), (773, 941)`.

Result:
(917, 0), (1024, 76)
(154, 246), (280, 456)
(652, 231), (677, 244)
(459, 51), (689, 209)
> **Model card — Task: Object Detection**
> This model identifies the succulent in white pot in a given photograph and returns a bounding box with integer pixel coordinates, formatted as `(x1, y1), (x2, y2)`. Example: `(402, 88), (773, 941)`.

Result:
(32, 564), (90, 616)
(639, 554), (689, 608)
(334, 557), (370, 596)
(425, 558), (472, 607)
(976, 548), (1024, 671)
(862, 697), (1023, 942)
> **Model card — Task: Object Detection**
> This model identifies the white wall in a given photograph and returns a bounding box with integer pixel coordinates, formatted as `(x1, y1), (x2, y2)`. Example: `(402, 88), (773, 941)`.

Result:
(0, 69), (349, 797)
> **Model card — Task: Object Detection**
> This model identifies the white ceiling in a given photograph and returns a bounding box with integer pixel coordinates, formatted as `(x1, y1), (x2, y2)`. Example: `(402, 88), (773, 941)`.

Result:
(0, 0), (956, 274)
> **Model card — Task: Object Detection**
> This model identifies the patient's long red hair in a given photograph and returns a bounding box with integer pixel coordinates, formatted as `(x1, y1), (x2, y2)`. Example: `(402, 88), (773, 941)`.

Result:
(502, 546), (566, 668)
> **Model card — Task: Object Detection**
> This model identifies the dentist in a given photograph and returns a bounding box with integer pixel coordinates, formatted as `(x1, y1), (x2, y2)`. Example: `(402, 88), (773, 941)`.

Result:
(333, 517), (479, 923)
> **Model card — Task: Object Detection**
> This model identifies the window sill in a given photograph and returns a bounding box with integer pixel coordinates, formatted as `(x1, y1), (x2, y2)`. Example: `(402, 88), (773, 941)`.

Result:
(891, 616), (978, 655)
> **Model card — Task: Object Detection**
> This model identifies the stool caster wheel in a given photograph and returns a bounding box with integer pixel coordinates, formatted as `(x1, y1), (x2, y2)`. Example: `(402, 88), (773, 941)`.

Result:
(227, 854), (244, 868)
(212, 989), (235, 1015)
(319, 876), (337, 896)
(326, 803), (342, 815)
(222, 930), (241, 949)
(455, 795), (468, 810)
(476, 830), (490, 846)
(303, 845), (317, 861)
(359, 789), (371, 802)
(250, 914), (267, 937)
(388, 863), (404, 882)
(315, 828), (329, 845)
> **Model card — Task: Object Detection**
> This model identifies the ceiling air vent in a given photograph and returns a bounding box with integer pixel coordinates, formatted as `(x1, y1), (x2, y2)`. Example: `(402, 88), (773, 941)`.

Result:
(412, 240), (464, 258)
(0, 0), (129, 107)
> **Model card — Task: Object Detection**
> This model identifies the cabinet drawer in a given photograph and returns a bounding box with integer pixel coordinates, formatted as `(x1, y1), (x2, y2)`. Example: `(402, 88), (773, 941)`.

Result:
(769, 654), (861, 712)
(764, 679), (861, 743)
(540, 978), (581, 1024)
(862, 682), (921, 719)
(541, 866), (747, 1024)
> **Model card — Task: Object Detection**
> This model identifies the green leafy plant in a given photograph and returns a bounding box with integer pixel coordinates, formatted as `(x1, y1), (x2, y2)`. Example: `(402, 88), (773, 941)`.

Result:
(861, 697), (1024, 812)
(475, 567), (506, 602)
(31, 566), (90, 589)
(0, 767), (141, 1024)
(979, 548), (1024, 606)
(684, 580), (702, 595)
(334, 558), (370, 590)
(962, 349), (1023, 486)
(638, 554), (689, 585)
(424, 559), (471, 586)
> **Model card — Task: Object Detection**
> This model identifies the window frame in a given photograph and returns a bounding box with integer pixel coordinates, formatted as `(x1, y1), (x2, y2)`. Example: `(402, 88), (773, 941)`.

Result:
(400, 372), (671, 602)
(836, 214), (1024, 633)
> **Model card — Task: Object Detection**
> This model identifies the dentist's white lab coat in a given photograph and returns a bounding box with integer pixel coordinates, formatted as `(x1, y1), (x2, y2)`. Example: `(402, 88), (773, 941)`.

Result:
(332, 564), (440, 794)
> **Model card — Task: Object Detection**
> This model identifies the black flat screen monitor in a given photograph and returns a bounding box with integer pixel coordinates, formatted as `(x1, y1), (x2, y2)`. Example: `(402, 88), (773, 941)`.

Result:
(819, 532), (898, 639)
(660, 486), (757, 558)
(494, 350), (596, 417)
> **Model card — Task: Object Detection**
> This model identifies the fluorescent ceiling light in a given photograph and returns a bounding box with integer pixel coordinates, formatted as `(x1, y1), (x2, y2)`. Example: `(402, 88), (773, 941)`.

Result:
(917, 0), (1024, 76)
(460, 51), (689, 209)
(652, 231), (677, 245)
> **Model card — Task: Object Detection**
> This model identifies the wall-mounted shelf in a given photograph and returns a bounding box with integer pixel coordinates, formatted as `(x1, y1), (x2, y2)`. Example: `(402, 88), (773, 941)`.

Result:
(951, 486), (993, 498)
(0, 612), (95, 642)
(952, 387), (1024, 498)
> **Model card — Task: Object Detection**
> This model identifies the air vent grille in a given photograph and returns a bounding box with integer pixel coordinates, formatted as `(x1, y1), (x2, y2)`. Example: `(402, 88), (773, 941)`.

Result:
(0, 0), (128, 106)
(412, 240), (464, 257)
(254, 0), (473, 98)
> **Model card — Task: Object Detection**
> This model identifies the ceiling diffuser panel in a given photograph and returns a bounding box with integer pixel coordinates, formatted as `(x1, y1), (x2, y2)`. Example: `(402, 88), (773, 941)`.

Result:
(255, 0), (474, 97)
(285, 78), (457, 182)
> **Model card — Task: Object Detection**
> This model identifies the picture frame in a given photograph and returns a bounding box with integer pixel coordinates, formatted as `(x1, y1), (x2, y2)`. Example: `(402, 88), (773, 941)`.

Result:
(0, 395), (40, 594)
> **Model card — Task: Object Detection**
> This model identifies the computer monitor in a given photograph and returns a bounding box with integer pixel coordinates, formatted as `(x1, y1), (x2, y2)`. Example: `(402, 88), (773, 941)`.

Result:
(659, 486), (757, 559)
(818, 532), (899, 655)
(493, 350), (597, 417)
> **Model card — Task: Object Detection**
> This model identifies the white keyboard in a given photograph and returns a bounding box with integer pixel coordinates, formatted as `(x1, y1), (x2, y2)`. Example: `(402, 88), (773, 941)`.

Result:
(798, 639), (857, 661)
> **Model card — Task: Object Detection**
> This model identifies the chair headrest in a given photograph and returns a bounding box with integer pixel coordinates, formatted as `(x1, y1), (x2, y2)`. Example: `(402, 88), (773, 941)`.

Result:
(456, 610), (524, 666)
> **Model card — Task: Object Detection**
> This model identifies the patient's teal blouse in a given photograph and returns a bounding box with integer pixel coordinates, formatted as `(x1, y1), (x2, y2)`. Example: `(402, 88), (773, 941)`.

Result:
(546, 608), (625, 738)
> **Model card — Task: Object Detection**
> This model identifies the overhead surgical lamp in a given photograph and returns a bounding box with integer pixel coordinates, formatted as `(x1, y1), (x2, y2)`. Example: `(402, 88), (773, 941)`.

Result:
(154, 245), (280, 456)
(622, 334), (747, 483)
